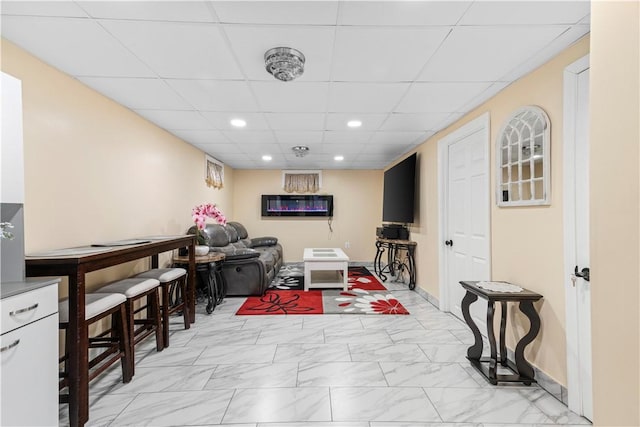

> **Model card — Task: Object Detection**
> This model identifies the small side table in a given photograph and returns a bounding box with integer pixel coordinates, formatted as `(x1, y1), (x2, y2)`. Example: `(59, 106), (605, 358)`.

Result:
(459, 280), (543, 385)
(174, 252), (226, 314)
(374, 238), (417, 290)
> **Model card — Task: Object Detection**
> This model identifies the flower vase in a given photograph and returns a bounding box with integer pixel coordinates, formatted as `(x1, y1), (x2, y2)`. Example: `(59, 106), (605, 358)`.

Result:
(195, 245), (209, 256)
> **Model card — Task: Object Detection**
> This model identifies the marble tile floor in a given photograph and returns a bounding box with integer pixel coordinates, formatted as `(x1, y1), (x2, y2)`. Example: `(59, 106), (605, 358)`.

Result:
(59, 279), (591, 427)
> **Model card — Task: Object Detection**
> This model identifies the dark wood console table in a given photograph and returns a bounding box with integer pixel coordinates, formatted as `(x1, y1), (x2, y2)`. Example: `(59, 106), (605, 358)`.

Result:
(374, 238), (417, 290)
(25, 235), (195, 427)
(173, 252), (226, 314)
(459, 280), (542, 385)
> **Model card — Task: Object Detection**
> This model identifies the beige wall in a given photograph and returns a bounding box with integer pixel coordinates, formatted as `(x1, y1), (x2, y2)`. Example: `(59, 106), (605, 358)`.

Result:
(406, 36), (591, 386)
(589, 1), (639, 425)
(1, 39), (234, 292)
(232, 169), (382, 262)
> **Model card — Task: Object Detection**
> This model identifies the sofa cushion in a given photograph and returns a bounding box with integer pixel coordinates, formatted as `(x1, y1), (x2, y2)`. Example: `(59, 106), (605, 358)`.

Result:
(228, 222), (249, 239)
(224, 224), (239, 243)
(203, 224), (230, 247)
(250, 236), (278, 247)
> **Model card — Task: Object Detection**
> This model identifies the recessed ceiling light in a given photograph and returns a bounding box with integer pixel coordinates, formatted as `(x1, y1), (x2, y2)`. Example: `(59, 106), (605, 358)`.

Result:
(230, 118), (246, 128)
(347, 120), (362, 128)
(262, 155), (272, 161)
(334, 155), (344, 161)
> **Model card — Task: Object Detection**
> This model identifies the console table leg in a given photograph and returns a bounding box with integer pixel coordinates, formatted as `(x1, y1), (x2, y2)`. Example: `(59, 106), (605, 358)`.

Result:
(407, 246), (416, 290)
(515, 300), (540, 384)
(374, 242), (386, 281)
(461, 291), (483, 359)
(499, 301), (508, 366)
(486, 301), (498, 383)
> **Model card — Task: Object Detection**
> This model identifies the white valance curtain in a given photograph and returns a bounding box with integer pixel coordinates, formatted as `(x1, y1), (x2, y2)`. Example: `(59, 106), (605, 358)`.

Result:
(283, 172), (320, 193)
(205, 156), (224, 189)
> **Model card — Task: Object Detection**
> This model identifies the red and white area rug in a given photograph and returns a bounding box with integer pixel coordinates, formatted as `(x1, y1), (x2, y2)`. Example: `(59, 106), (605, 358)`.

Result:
(236, 266), (409, 315)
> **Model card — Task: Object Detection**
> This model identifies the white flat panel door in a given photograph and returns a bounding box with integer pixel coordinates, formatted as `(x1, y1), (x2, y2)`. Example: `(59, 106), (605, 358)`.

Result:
(443, 117), (491, 328)
(563, 56), (592, 421)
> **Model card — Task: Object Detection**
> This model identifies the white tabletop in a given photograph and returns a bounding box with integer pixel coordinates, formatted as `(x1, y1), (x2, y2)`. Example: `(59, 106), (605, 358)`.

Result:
(303, 247), (349, 261)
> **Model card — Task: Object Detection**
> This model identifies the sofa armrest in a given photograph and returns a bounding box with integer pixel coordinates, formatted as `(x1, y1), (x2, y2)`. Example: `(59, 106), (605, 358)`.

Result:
(224, 250), (260, 262)
(250, 236), (278, 247)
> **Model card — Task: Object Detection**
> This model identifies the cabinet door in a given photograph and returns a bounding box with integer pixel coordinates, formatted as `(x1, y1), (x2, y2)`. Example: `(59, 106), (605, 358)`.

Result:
(1, 314), (59, 427)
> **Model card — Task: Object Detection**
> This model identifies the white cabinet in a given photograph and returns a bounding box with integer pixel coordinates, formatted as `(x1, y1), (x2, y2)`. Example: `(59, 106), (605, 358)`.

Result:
(1, 280), (59, 427)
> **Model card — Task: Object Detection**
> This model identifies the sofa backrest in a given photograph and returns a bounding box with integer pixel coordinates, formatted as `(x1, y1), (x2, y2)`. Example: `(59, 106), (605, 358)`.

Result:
(228, 222), (249, 239)
(203, 224), (230, 247)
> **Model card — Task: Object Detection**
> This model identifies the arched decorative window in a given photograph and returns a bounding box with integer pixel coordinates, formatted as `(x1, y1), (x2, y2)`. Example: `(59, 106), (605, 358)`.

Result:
(496, 106), (550, 206)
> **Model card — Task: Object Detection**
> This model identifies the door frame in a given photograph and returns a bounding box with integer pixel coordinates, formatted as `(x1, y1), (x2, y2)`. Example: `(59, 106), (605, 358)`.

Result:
(562, 54), (591, 416)
(438, 112), (491, 312)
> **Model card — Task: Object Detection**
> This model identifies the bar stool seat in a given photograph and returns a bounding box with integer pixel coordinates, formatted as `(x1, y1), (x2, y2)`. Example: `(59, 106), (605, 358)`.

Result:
(58, 293), (132, 404)
(136, 268), (189, 348)
(95, 277), (163, 376)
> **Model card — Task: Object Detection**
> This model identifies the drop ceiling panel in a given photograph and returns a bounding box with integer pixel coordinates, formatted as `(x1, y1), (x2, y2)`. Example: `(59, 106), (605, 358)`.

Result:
(274, 131), (324, 145)
(223, 25), (335, 81)
(252, 82), (329, 113)
(338, 1), (471, 26)
(331, 27), (451, 82)
(418, 26), (569, 82)
(325, 113), (388, 131)
(1, 1), (88, 17)
(1, 16), (154, 77)
(361, 144), (413, 157)
(265, 113), (325, 131)
(78, 1), (216, 22)
(214, 153), (257, 168)
(173, 130), (231, 145)
(368, 131), (427, 146)
(192, 142), (242, 154)
(323, 131), (375, 145)
(327, 83), (409, 113)
(380, 113), (453, 131)
(136, 110), (213, 130)
(213, 1), (339, 25)
(396, 82), (492, 113)
(320, 143), (366, 155)
(221, 130), (276, 144)
(77, 77), (191, 110)
(238, 143), (282, 155)
(459, 1), (590, 25)
(166, 79), (258, 111)
(100, 20), (241, 79)
(200, 112), (270, 130)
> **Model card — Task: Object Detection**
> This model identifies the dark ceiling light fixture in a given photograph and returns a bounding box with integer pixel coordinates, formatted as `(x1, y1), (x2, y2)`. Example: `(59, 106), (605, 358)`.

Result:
(264, 47), (305, 82)
(291, 145), (309, 157)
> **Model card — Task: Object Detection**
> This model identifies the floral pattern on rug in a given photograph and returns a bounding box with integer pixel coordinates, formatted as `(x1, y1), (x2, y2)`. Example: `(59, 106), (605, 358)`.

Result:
(237, 267), (409, 315)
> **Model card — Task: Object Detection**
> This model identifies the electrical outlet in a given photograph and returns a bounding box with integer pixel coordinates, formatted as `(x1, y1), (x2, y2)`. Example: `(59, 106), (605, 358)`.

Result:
(344, 241), (350, 249)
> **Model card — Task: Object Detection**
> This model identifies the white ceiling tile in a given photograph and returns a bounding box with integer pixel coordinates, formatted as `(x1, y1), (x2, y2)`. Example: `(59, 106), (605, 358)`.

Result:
(325, 113), (388, 131)
(252, 82), (329, 113)
(320, 143), (366, 155)
(223, 25), (335, 81)
(172, 130), (231, 145)
(265, 113), (325, 131)
(1, 16), (154, 77)
(77, 77), (191, 110)
(1, 1), (88, 17)
(396, 82), (492, 113)
(213, 1), (339, 25)
(361, 144), (412, 156)
(458, 81), (511, 113)
(238, 143), (283, 155)
(328, 83), (409, 113)
(100, 20), (241, 79)
(323, 131), (374, 145)
(78, 1), (216, 22)
(166, 79), (258, 111)
(332, 27), (451, 82)
(353, 153), (391, 163)
(213, 153), (257, 169)
(578, 14), (591, 25)
(369, 131), (427, 146)
(275, 131), (324, 145)
(499, 25), (590, 82)
(136, 110), (213, 130)
(192, 142), (243, 154)
(418, 26), (569, 82)
(338, 1), (471, 26)
(380, 113), (452, 131)
(221, 130), (276, 144)
(200, 112), (270, 130)
(459, 1), (590, 25)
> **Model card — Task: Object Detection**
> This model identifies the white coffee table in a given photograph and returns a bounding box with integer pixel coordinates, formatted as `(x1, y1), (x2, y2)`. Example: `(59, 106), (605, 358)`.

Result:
(303, 248), (349, 291)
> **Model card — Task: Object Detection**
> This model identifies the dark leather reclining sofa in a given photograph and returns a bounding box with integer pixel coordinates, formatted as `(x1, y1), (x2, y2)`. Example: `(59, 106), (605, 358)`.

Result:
(199, 221), (283, 296)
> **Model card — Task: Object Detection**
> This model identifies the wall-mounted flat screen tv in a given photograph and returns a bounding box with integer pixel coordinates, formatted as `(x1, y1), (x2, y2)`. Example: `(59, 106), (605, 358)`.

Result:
(262, 195), (333, 217)
(382, 153), (416, 224)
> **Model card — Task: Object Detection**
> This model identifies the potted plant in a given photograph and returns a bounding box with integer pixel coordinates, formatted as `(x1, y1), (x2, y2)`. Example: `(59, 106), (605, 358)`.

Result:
(191, 203), (226, 256)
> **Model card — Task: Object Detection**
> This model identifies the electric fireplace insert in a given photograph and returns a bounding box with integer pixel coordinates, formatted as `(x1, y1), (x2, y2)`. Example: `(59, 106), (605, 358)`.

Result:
(261, 195), (333, 217)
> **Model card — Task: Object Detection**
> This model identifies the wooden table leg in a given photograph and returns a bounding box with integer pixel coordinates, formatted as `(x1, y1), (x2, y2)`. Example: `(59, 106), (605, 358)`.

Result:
(486, 301), (498, 383)
(188, 243), (196, 323)
(515, 300), (541, 384)
(461, 290), (483, 360)
(68, 271), (89, 427)
(499, 301), (508, 366)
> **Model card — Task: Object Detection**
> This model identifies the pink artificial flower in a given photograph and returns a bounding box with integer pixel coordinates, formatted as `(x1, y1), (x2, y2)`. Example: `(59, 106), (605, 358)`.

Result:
(192, 203), (226, 229)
